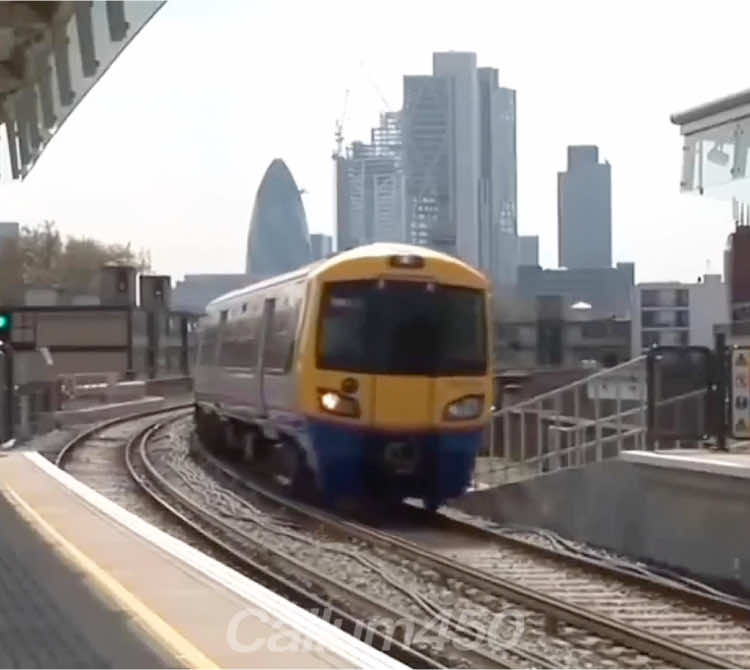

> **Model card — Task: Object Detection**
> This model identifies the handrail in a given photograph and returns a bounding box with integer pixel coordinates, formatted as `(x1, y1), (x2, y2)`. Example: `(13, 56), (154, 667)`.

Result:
(493, 356), (647, 414)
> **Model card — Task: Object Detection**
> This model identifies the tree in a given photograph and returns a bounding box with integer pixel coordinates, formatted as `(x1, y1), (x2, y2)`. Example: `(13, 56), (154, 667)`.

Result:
(1, 221), (153, 301)
(0, 236), (24, 304)
(20, 220), (62, 285)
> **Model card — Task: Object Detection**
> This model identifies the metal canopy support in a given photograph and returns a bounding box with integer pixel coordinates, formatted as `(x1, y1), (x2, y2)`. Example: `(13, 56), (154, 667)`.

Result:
(0, 1), (165, 180)
(51, 22), (75, 107)
(2, 103), (20, 179)
(106, 1), (129, 42)
(74, 2), (99, 78)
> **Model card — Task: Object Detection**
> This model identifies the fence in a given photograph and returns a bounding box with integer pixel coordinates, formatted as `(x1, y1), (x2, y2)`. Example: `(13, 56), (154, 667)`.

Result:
(477, 355), (710, 487)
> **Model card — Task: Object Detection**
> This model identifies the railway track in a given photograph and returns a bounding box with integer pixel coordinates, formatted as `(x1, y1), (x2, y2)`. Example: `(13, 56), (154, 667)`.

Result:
(57, 409), (452, 668)
(133, 416), (599, 668)
(386, 504), (750, 664)
(56, 410), (749, 668)
(186, 429), (750, 669)
(54, 402), (193, 469)
(124, 417), (476, 669)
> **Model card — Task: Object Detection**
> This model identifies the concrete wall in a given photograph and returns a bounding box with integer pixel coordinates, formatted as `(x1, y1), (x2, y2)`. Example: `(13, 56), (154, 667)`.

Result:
(453, 459), (750, 593)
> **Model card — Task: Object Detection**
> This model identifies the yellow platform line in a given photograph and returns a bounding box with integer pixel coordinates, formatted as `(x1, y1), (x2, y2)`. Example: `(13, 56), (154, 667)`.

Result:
(3, 485), (219, 669)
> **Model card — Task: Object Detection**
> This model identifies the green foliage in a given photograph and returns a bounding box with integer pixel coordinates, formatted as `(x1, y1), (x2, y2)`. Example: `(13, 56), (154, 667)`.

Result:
(0, 220), (152, 303)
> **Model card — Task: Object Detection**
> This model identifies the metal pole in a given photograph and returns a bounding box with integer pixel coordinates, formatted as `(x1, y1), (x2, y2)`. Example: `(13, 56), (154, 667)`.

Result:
(646, 348), (656, 450)
(715, 332), (728, 451)
(615, 379), (623, 454)
(536, 400), (543, 474)
(2, 343), (14, 442)
(580, 386), (587, 465)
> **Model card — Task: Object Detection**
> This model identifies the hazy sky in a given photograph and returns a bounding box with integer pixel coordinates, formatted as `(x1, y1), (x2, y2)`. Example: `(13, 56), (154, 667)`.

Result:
(0, 0), (747, 283)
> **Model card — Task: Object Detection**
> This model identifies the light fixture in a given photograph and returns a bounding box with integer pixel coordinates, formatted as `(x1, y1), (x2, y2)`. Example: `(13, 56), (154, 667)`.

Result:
(707, 143), (730, 167)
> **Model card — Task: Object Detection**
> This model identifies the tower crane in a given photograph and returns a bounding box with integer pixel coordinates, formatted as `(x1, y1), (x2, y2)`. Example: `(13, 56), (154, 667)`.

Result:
(332, 88), (350, 160)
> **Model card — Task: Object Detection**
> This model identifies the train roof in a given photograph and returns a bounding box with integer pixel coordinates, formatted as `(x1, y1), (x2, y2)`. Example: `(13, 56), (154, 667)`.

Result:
(207, 243), (488, 309)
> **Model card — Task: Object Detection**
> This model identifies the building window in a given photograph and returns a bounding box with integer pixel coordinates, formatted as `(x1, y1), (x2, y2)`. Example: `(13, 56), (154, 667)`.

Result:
(641, 310), (690, 328)
(641, 289), (659, 307)
(641, 288), (690, 308)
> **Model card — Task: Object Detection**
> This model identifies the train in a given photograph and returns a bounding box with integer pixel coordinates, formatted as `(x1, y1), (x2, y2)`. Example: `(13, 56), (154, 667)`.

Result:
(193, 242), (493, 510)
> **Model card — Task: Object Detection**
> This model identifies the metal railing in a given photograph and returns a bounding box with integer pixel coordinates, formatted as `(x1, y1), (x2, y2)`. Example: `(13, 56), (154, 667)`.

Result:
(59, 372), (120, 401)
(475, 356), (708, 488)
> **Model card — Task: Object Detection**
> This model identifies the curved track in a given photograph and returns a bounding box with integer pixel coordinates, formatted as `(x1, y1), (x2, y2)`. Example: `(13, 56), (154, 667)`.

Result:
(190, 432), (750, 669)
(126, 418), (566, 669)
(56, 410), (750, 668)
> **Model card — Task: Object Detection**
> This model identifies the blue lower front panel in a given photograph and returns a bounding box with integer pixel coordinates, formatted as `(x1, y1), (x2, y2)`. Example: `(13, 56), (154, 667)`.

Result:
(306, 419), (482, 503)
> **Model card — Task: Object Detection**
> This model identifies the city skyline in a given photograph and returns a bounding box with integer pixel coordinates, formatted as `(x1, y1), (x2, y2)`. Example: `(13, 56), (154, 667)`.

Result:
(0, 0), (741, 284)
(337, 51), (518, 289)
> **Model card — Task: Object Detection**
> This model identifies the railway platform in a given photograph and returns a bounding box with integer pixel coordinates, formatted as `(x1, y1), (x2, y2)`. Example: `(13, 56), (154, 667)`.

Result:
(0, 452), (406, 669)
(455, 446), (750, 596)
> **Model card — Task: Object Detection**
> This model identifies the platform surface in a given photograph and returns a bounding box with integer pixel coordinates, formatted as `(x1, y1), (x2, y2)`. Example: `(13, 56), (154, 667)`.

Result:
(0, 453), (406, 669)
(621, 448), (750, 478)
(0, 472), (171, 668)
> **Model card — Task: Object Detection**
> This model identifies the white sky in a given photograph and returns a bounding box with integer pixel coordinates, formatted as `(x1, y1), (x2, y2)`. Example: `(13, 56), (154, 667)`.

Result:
(0, 0), (747, 283)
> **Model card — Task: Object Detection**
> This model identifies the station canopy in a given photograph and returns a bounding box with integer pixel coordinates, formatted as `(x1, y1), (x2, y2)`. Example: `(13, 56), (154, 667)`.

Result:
(0, 1), (163, 180)
(672, 88), (750, 202)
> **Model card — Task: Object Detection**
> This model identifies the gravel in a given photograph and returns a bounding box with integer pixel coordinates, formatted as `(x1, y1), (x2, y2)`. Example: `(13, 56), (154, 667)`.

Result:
(143, 421), (667, 669)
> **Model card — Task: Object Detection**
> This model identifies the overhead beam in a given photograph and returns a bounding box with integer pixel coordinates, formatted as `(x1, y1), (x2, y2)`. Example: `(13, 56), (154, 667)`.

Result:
(0, 0), (165, 180)
(0, 2), (58, 30)
(0, 63), (23, 94)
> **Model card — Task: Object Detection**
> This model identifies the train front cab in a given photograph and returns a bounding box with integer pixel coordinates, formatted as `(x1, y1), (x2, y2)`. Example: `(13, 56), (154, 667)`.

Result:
(299, 251), (492, 510)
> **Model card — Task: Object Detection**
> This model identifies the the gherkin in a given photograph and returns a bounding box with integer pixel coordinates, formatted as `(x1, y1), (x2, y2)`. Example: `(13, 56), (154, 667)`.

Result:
(245, 159), (312, 278)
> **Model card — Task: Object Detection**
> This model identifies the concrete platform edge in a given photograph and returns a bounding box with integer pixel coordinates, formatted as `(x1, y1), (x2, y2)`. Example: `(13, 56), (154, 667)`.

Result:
(621, 450), (750, 479)
(24, 452), (407, 670)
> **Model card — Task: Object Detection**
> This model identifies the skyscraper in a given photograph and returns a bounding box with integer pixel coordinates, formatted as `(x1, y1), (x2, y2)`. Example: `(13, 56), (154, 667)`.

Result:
(335, 52), (517, 285)
(519, 235), (539, 266)
(557, 146), (612, 270)
(310, 233), (333, 261)
(477, 67), (518, 284)
(401, 52), (518, 284)
(246, 159), (311, 279)
(336, 113), (406, 251)
(432, 52), (480, 267)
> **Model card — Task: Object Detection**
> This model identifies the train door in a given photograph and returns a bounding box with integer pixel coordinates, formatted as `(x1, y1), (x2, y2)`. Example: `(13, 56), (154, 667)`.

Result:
(255, 297), (275, 417)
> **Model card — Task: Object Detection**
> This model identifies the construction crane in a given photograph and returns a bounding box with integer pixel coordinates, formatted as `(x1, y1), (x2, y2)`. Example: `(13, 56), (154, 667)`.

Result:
(332, 88), (350, 160)
(358, 59), (393, 113)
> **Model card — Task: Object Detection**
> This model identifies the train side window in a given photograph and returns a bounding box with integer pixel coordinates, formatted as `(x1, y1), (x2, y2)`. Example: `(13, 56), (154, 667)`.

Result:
(221, 304), (260, 368)
(198, 324), (219, 365)
(264, 294), (287, 372)
(266, 284), (304, 374)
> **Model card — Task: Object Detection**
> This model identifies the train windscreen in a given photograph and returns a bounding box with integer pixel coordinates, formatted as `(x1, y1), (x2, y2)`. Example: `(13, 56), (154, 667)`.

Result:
(318, 280), (487, 376)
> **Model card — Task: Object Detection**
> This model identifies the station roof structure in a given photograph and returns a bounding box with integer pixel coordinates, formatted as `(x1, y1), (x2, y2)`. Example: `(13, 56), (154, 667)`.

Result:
(671, 88), (750, 202)
(0, 1), (164, 180)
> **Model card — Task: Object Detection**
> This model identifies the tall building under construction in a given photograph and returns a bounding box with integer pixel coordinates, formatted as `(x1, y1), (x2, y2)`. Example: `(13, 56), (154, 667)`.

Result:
(335, 52), (518, 287)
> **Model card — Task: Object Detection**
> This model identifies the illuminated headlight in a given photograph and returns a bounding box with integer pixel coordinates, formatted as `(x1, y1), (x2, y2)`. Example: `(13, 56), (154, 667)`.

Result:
(389, 254), (424, 269)
(443, 395), (484, 421)
(318, 389), (360, 418)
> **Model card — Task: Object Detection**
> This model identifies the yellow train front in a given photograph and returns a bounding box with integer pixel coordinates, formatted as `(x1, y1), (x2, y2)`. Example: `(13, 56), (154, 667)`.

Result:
(299, 244), (492, 510)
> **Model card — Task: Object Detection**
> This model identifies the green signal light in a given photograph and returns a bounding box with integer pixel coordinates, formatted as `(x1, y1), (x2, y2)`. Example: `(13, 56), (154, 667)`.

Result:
(0, 314), (10, 331)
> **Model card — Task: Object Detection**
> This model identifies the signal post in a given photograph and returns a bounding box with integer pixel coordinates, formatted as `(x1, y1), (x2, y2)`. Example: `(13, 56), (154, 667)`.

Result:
(0, 311), (13, 442)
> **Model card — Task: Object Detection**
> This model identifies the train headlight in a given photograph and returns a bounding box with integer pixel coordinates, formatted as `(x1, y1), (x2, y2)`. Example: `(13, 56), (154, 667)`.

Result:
(389, 254), (424, 269)
(443, 395), (484, 421)
(318, 389), (360, 418)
